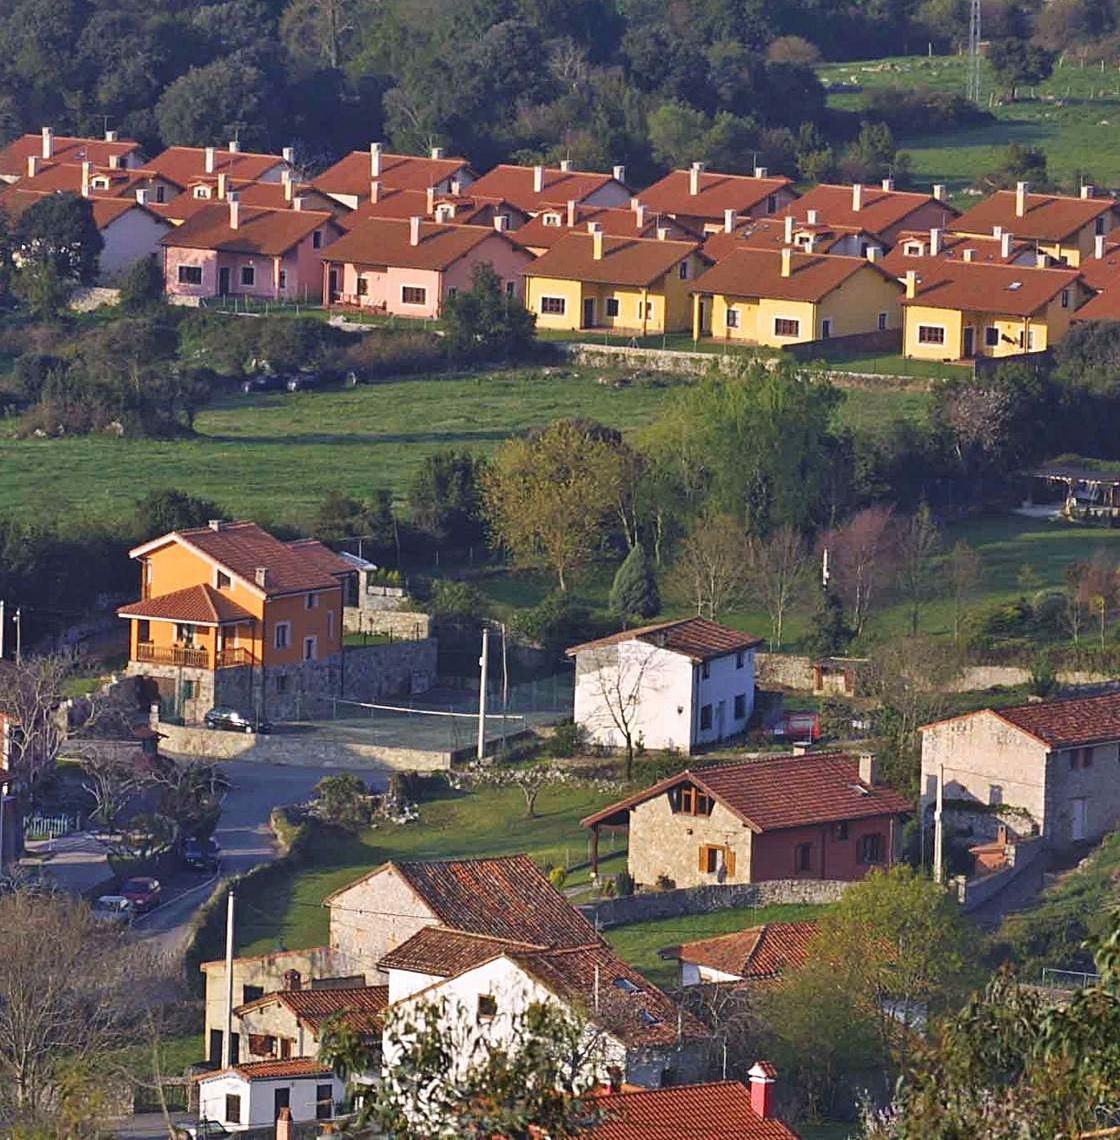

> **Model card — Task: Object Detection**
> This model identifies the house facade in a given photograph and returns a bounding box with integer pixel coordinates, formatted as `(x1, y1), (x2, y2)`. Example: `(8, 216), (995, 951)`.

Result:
(567, 618), (762, 754)
(196, 1060), (345, 1133)
(117, 520), (351, 724)
(581, 752), (911, 887)
(919, 692), (1120, 848)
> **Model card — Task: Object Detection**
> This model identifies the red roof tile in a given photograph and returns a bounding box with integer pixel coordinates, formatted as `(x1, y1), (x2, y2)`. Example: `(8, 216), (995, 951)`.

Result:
(526, 231), (701, 287)
(924, 691), (1120, 748)
(586, 1081), (800, 1139)
(15, 161), (156, 197)
(1077, 242), (1120, 291)
(204, 1058), (333, 1082)
(786, 184), (956, 236)
(261, 985), (389, 1033)
(900, 259), (1083, 317)
(322, 216), (519, 272)
(1072, 288), (1120, 322)
(881, 229), (1032, 275)
(160, 202), (336, 256)
(0, 133), (143, 180)
(378, 928), (543, 976)
(116, 583), (255, 625)
(336, 187), (509, 228)
(313, 150), (471, 199)
(0, 188), (162, 232)
(668, 922), (817, 981)
(638, 170), (793, 222)
(702, 218), (869, 261)
(468, 164), (626, 214)
(692, 247), (895, 303)
(566, 617), (763, 662)
(952, 189), (1118, 243)
(516, 205), (696, 250)
(582, 753), (911, 833)
(145, 146), (287, 186)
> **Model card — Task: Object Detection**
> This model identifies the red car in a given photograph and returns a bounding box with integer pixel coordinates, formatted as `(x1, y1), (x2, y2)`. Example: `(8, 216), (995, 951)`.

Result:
(120, 876), (162, 913)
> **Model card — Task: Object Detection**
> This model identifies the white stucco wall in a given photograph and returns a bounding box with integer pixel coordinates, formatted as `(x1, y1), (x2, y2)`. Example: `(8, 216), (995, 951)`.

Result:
(198, 1072), (345, 1131)
(99, 209), (172, 283)
(387, 966), (446, 1004)
(680, 961), (741, 986)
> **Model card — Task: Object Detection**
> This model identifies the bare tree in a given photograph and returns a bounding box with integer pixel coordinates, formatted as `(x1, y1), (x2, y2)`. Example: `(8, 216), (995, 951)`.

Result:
(895, 504), (942, 637)
(946, 541), (983, 643)
(80, 745), (148, 832)
(670, 514), (749, 621)
(824, 505), (896, 638)
(745, 526), (810, 650)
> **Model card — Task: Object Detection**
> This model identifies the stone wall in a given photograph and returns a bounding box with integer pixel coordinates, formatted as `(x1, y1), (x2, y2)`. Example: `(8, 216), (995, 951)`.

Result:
(578, 878), (849, 929)
(955, 835), (1046, 912)
(785, 327), (901, 362)
(68, 286), (121, 312)
(342, 638), (438, 701)
(556, 342), (733, 376)
(343, 608), (432, 640)
(755, 653), (815, 691)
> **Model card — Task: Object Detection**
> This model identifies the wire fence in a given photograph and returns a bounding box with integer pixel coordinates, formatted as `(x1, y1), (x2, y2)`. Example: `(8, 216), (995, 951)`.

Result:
(1040, 967), (1102, 990)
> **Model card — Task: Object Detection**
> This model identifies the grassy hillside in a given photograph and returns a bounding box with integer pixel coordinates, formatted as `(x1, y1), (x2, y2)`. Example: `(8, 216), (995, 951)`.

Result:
(818, 54), (1120, 189)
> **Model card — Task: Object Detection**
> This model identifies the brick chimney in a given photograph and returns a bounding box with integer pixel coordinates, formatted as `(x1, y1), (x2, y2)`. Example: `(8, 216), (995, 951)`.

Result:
(905, 269), (917, 298)
(533, 165), (545, 194)
(282, 968), (301, 991)
(851, 183), (863, 212)
(784, 215), (794, 243)
(689, 162), (705, 196)
(26, 155), (38, 178)
(41, 127), (53, 160)
(370, 143), (382, 178)
(613, 164), (626, 184)
(228, 196), (240, 230)
(255, 566), (270, 588)
(205, 147), (216, 174)
(1001, 230), (1014, 259)
(275, 1106), (292, 1140)
(781, 247), (793, 278)
(409, 215), (422, 246)
(748, 1061), (777, 1120)
(929, 227), (941, 256)
(1016, 181), (1028, 218)
(80, 161), (91, 198)
(859, 751), (880, 785)
(724, 208), (737, 234)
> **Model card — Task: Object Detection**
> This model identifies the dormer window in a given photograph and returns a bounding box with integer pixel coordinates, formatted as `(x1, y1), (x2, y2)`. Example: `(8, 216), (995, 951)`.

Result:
(193, 186), (211, 199)
(672, 785), (713, 815)
(92, 176), (110, 189)
(904, 242), (922, 256)
(216, 571), (231, 590)
(543, 213), (561, 227)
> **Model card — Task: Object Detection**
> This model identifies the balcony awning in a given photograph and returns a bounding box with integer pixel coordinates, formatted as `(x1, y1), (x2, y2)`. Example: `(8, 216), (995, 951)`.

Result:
(117, 584), (255, 627)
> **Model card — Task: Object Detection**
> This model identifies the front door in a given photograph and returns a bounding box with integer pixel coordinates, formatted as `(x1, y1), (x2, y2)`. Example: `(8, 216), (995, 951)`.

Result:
(218, 267), (231, 296)
(716, 700), (726, 740)
(582, 297), (595, 328)
(274, 1088), (291, 1120)
(329, 268), (339, 301)
(1071, 797), (1087, 842)
(963, 325), (975, 357)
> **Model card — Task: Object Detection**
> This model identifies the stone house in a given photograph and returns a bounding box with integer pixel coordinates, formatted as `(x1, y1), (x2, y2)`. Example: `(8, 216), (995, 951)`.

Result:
(581, 752), (911, 887)
(919, 691), (1120, 849)
(566, 618), (764, 754)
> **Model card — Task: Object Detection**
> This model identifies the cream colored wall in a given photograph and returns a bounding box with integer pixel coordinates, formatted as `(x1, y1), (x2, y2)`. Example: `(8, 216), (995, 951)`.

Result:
(525, 275), (584, 330)
(756, 297), (818, 346)
(235, 1000), (314, 1059)
(903, 304), (965, 359)
(627, 794), (752, 888)
(816, 266), (903, 336)
(905, 292), (1078, 361)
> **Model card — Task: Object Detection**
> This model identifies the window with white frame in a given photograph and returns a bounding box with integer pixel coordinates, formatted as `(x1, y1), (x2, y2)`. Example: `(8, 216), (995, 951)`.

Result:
(774, 317), (800, 337)
(539, 296), (565, 315)
(240, 265), (255, 287)
(726, 306), (739, 328)
(401, 285), (426, 305)
(178, 265), (203, 285)
(917, 325), (945, 345)
(193, 186), (210, 199)
(306, 592), (319, 610)
(274, 622), (291, 650)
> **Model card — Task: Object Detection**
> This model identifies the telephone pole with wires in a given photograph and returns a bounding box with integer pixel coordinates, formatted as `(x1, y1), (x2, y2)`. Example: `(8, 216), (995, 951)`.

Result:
(967, 0), (983, 104)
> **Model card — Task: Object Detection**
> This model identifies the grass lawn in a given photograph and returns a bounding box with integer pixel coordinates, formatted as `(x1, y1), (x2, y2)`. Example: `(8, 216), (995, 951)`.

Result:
(818, 54), (1120, 189)
(603, 902), (828, 990)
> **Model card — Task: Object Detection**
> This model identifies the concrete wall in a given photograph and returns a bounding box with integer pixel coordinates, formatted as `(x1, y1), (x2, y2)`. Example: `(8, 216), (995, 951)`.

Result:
(628, 793), (753, 888)
(342, 638), (438, 702)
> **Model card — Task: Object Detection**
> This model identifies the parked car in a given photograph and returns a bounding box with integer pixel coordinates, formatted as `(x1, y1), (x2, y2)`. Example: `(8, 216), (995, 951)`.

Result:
(175, 1121), (234, 1140)
(284, 370), (323, 392)
(92, 895), (135, 924)
(181, 835), (221, 873)
(239, 373), (284, 394)
(204, 706), (271, 734)
(120, 875), (162, 913)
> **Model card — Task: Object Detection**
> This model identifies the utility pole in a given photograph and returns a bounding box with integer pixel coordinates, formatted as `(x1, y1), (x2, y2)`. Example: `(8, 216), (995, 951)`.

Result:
(967, 0), (982, 103)
(223, 890), (236, 1068)
(13, 607), (20, 665)
(0, 599), (5, 659)
(476, 625), (489, 761)
(933, 763), (945, 884)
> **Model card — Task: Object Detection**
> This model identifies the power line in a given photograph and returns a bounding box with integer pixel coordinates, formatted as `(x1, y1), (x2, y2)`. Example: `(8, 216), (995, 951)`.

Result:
(967, 0), (983, 104)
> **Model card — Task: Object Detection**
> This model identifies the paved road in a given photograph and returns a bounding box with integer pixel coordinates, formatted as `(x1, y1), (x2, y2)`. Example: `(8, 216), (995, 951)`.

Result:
(134, 759), (388, 951)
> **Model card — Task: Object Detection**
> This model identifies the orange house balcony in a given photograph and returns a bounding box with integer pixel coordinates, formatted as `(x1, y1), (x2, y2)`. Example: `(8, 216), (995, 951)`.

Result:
(135, 643), (257, 670)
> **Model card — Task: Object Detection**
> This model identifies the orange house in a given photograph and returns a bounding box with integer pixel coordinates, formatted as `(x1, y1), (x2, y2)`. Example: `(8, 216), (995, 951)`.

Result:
(117, 521), (352, 724)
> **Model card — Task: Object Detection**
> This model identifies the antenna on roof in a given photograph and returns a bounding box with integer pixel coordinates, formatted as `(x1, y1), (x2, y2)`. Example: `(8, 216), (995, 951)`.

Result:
(593, 963), (600, 1014)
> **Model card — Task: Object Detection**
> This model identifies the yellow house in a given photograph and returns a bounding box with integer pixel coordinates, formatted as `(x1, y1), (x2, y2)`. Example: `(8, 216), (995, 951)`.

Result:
(691, 246), (903, 346)
(523, 228), (706, 334)
(900, 261), (1088, 361)
(951, 183), (1119, 267)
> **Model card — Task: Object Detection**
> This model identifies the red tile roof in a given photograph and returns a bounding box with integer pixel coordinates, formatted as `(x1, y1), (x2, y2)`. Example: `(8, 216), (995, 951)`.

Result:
(1071, 288), (1120, 323)
(116, 583), (255, 625)
(145, 146), (287, 186)
(692, 247), (895, 303)
(952, 189), (1117, 243)
(160, 202), (336, 255)
(786, 184), (956, 236)
(638, 170), (793, 222)
(585, 1081), (800, 1139)
(336, 188), (508, 228)
(582, 753), (911, 833)
(702, 218), (868, 261)
(1078, 242), (1120, 291)
(313, 150), (471, 199)
(467, 164), (626, 214)
(236, 985), (390, 1033)
(378, 927), (543, 976)
(881, 229), (1032, 274)
(15, 161), (155, 197)
(901, 260), (1083, 317)
(924, 692), (1120, 748)
(0, 188), (162, 231)
(204, 1058), (333, 1082)
(667, 922), (817, 981)
(526, 232), (701, 287)
(0, 133), (143, 180)
(566, 618), (763, 662)
(516, 205), (696, 250)
(322, 216), (518, 272)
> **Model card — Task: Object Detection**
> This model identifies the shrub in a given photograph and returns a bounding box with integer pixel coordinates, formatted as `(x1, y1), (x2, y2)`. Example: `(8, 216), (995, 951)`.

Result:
(509, 591), (610, 656)
(654, 873), (675, 891)
(548, 866), (568, 889)
(314, 773), (371, 832)
(1029, 652), (1058, 698)
(338, 330), (446, 381)
(864, 85), (991, 135)
(544, 720), (588, 759)
(613, 870), (635, 897)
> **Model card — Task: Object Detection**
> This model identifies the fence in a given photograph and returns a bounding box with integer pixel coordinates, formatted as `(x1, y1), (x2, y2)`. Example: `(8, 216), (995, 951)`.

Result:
(1040, 967), (1101, 990)
(24, 812), (82, 839)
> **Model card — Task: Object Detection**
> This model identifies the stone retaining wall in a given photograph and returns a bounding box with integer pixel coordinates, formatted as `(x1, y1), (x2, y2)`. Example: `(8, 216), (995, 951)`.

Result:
(556, 342), (732, 375)
(343, 638), (438, 700)
(955, 835), (1046, 912)
(578, 878), (849, 929)
(344, 608), (432, 640)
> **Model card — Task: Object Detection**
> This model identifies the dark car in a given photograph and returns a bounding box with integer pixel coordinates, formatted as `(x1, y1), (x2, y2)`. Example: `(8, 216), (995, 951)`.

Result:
(284, 371), (323, 392)
(182, 836), (221, 873)
(120, 875), (162, 913)
(239, 373), (284, 394)
(203, 706), (271, 734)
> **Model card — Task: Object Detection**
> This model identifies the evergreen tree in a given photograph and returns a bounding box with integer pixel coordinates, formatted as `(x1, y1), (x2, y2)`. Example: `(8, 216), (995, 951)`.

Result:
(609, 542), (660, 622)
(808, 581), (851, 656)
(443, 263), (536, 363)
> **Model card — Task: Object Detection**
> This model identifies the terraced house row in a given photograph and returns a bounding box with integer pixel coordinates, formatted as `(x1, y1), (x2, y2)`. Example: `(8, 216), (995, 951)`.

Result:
(5, 127), (1120, 361)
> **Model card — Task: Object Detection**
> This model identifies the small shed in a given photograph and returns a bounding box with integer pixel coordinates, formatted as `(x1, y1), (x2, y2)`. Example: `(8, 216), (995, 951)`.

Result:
(1028, 461), (1120, 519)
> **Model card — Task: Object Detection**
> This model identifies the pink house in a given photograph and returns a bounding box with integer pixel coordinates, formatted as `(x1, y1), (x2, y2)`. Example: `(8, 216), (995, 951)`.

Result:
(321, 216), (533, 319)
(161, 199), (342, 302)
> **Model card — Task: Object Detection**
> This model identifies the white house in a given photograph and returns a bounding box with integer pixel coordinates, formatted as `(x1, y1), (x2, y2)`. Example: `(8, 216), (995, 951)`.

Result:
(196, 1059), (346, 1132)
(566, 618), (763, 753)
(919, 691), (1120, 849)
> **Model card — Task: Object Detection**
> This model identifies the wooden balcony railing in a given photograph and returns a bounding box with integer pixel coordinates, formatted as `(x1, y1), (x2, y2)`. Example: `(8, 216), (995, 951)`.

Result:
(136, 643), (209, 669)
(216, 646), (256, 669)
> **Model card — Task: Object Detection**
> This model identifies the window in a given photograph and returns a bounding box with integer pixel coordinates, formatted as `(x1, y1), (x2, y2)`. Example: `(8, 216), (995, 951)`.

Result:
(240, 265), (255, 287)
(275, 674), (289, 694)
(137, 620), (151, 644)
(477, 994), (498, 1022)
(917, 325), (945, 345)
(726, 307), (739, 329)
(279, 1037), (293, 1060)
(637, 300), (652, 319)
(699, 844), (734, 875)
(735, 651), (745, 669)
(1096, 216), (1107, 236)
(176, 623), (195, 645)
(834, 821), (849, 841)
(858, 833), (884, 864)
(774, 317), (800, 338)
(306, 592), (320, 610)
(155, 186), (165, 203)
(177, 265), (203, 286)
(181, 679), (199, 700)
(1061, 288), (1071, 309)
(766, 194), (777, 212)
(303, 636), (317, 661)
(733, 693), (747, 720)
(225, 1095), (242, 1125)
(877, 311), (888, 331)
(989, 784), (1003, 806)
(795, 843), (813, 872)
(327, 610), (336, 639)
(540, 296), (566, 315)
(699, 704), (713, 730)
(821, 318), (832, 339)
(316, 1084), (334, 1121)
(354, 276), (367, 295)
(543, 213), (561, 227)
(242, 984), (264, 1003)
(904, 242), (922, 255)
(401, 285), (427, 305)
(278, 269), (287, 290)
(1070, 747), (1094, 770)
(985, 326), (1000, 348)
(605, 297), (620, 318)
(193, 186), (210, 199)
(447, 287), (457, 298)
(312, 230), (322, 249)
(505, 280), (515, 297)
(678, 261), (689, 280)
(274, 622), (291, 650)
(674, 786), (713, 815)
(1026, 329), (1036, 350)
(216, 570), (231, 590)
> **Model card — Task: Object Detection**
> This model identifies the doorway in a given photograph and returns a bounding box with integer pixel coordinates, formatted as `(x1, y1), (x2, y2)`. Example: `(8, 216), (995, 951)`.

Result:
(1071, 797), (1087, 842)
(582, 297), (595, 328)
(274, 1088), (291, 1120)
(963, 325), (975, 357)
(218, 267), (231, 296)
(328, 268), (339, 301)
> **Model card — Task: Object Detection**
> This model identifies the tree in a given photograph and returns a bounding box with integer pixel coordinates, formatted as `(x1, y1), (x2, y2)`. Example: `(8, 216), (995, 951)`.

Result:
(13, 191), (103, 284)
(117, 254), (165, 314)
(153, 759), (228, 843)
(155, 51), (270, 148)
(745, 526), (809, 650)
(946, 541), (983, 643)
(669, 514), (749, 621)
(609, 542), (660, 623)
(896, 503), (941, 636)
(824, 505), (895, 639)
(459, 762), (576, 819)
(133, 488), (224, 539)
(443, 263), (536, 362)
(482, 419), (626, 591)
(314, 772), (371, 832)
(988, 38), (1057, 100)
(79, 746), (146, 834)
(806, 581), (851, 657)
(407, 450), (486, 548)
(280, 0), (360, 69)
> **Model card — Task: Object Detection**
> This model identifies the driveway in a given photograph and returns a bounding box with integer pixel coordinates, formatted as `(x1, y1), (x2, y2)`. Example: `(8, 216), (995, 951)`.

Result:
(134, 759), (388, 951)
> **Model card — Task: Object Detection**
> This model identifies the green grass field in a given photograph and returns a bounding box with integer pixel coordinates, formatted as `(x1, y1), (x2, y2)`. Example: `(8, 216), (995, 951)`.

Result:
(818, 53), (1120, 189)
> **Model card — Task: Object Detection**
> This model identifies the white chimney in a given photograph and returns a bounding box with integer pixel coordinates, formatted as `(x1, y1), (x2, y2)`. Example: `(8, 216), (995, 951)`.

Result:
(905, 268), (917, 297)
(105, 129), (118, 143)
(866, 245), (880, 262)
(370, 143), (382, 178)
(426, 185), (435, 215)
(1081, 184), (1095, 200)
(450, 179), (462, 197)
(40, 127), (53, 160)
(26, 155), (38, 178)
(254, 566), (269, 588)
(228, 198), (240, 230)
(613, 164), (626, 184)
(282, 146), (294, 164)
(858, 752), (880, 785)
(218, 172), (228, 200)
(781, 246), (793, 277)
(1016, 181), (1028, 217)
(559, 159), (572, 173)
(1096, 234), (1107, 259)
(430, 146), (445, 161)
(933, 183), (946, 201)
(587, 220), (602, 234)
(80, 161), (91, 198)
(634, 203), (647, 229)
(963, 248), (976, 262)
(1036, 252), (1049, 268)
(803, 234), (816, 253)
(284, 175), (293, 202)
(370, 180), (381, 203)
(135, 188), (149, 206)
(409, 215), (422, 246)
(566, 199), (577, 227)
(724, 208), (737, 234)
(656, 226), (669, 240)
(1001, 230), (1014, 259)
(204, 147), (215, 174)
(533, 165), (545, 193)
(292, 196), (305, 211)
(993, 225), (1003, 239)
(882, 177), (895, 192)
(784, 215), (794, 243)
(852, 183), (863, 211)
(493, 214), (510, 232)
(108, 154), (121, 170)
(689, 162), (705, 196)
(754, 165), (768, 179)
(208, 519), (224, 531)
(592, 228), (604, 260)
(807, 208), (818, 225)
(228, 138), (240, 154)
(930, 227), (941, 256)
